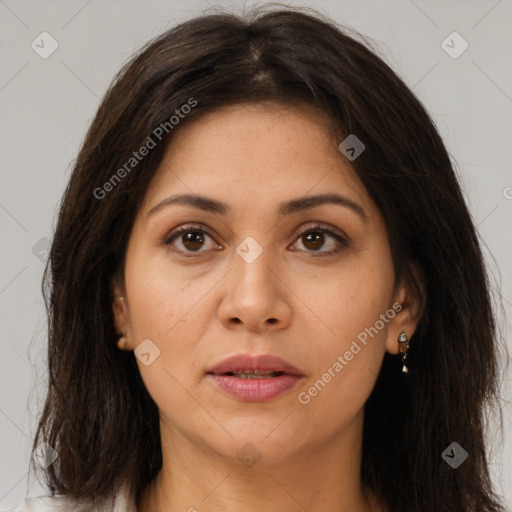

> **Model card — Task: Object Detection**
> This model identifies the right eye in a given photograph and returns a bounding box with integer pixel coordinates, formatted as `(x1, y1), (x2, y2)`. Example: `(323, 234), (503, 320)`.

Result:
(164, 224), (221, 256)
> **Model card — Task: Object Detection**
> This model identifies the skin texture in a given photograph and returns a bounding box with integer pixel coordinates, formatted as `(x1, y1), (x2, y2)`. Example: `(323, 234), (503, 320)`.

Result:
(112, 102), (423, 512)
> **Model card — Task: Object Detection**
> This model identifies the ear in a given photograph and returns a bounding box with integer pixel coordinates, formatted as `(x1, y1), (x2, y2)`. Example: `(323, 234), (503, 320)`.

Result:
(111, 276), (133, 351)
(385, 261), (425, 355)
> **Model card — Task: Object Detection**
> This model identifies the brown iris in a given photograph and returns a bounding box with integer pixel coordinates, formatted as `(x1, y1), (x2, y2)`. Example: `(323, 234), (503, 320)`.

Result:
(182, 231), (205, 251)
(302, 231), (325, 251)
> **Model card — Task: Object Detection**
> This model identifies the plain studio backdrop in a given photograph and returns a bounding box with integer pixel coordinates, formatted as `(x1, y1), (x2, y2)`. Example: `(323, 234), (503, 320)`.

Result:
(0, 0), (511, 509)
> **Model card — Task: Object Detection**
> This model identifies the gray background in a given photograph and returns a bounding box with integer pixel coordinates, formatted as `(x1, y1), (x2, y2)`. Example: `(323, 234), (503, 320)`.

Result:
(1, 0), (511, 509)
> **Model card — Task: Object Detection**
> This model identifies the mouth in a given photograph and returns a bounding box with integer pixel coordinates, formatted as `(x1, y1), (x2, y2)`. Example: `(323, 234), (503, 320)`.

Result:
(215, 370), (286, 379)
(206, 354), (304, 401)
(207, 353), (304, 376)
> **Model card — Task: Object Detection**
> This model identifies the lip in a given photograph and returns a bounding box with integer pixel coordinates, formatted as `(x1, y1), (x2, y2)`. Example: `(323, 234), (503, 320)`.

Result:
(206, 353), (304, 402)
(208, 354), (304, 376)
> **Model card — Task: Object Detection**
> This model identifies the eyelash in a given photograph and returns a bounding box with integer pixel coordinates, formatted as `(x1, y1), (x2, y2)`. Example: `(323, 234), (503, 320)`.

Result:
(163, 223), (349, 258)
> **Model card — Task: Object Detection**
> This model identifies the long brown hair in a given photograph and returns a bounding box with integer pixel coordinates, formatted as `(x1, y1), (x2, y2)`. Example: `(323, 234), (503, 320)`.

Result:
(32, 5), (507, 511)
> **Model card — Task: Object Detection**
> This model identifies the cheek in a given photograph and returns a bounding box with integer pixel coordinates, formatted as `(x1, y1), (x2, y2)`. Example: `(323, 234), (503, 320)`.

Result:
(124, 247), (213, 380)
(293, 293), (390, 430)
(300, 288), (390, 390)
(291, 254), (393, 407)
(294, 252), (393, 345)
(124, 259), (204, 418)
(125, 247), (200, 340)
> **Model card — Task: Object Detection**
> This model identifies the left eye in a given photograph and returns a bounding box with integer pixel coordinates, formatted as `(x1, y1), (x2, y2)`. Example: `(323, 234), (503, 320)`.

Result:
(290, 225), (348, 256)
(164, 223), (348, 256)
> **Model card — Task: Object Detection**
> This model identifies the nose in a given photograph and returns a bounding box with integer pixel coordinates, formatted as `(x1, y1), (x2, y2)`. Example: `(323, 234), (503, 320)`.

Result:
(217, 245), (292, 333)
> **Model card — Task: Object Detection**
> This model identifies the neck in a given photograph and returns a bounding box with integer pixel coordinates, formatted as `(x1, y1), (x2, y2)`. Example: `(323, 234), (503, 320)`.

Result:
(138, 409), (384, 512)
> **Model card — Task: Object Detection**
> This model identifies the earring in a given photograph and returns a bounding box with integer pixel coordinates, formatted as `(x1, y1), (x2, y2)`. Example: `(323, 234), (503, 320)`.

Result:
(397, 332), (409, 373)
(117, 333), (127, 350)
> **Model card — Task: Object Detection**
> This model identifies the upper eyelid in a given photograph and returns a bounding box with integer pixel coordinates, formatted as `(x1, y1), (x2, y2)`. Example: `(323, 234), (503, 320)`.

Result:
(295, 222), (346, 237)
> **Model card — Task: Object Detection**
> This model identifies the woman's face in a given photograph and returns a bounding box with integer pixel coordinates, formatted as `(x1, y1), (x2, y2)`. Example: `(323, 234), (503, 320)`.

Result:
(113, 102), (420, 468)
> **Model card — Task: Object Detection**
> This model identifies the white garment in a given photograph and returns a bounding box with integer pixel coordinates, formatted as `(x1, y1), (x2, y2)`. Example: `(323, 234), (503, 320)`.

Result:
(0, 482), (137, 512)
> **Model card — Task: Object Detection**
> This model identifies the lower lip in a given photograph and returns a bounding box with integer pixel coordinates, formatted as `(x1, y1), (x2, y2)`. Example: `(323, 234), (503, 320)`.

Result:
(207, 374), (302, 401)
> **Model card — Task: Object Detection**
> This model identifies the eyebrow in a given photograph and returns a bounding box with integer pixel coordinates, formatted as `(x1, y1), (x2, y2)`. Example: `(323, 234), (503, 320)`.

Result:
(147, 192), (368, 223)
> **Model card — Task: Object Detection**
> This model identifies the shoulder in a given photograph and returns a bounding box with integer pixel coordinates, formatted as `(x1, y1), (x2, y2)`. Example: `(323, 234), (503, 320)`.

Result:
(0, 495), (75, 511)
(0, 483), (136, 512)
(0, 495), (116, 511)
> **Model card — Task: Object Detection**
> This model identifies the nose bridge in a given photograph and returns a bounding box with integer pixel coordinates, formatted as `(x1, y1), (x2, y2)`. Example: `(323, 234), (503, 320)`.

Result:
(218, 234), (291, 331)
(232, 235), (277, 301)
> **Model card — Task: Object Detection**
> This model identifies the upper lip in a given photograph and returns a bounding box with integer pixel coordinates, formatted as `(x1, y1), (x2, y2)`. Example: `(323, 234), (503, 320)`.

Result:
(207, 354), (304, 376)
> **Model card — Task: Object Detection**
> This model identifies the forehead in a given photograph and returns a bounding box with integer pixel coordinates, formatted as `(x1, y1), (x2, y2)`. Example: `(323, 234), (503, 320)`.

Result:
(140, 102), (375, 221)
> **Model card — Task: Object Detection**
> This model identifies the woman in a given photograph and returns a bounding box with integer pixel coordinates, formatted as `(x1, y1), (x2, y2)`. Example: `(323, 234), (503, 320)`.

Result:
(4, 5), (507, 512)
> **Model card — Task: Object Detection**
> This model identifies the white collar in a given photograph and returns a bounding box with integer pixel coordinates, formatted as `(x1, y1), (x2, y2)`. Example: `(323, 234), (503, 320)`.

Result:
(112, 481), (137, 512)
